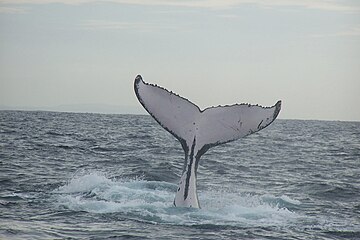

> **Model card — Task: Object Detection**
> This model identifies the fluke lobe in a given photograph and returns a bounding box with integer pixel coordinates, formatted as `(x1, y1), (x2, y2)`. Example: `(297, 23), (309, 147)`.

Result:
(134, 75), (281, 208)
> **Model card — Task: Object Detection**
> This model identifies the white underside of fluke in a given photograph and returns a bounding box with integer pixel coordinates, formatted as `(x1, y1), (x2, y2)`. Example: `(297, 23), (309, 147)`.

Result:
(134, 75), (281, 208)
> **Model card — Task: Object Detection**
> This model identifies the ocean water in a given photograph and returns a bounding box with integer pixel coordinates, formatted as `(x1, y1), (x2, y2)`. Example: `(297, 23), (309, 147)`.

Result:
(0, 110), (359, 240)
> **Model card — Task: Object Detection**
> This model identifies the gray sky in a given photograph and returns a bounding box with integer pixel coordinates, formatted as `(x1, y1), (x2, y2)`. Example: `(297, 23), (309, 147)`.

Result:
(0, 0), (359, 121)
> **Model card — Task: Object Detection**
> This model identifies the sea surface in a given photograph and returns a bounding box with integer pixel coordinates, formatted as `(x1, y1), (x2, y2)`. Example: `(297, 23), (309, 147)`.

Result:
(0, 110), (359, 240)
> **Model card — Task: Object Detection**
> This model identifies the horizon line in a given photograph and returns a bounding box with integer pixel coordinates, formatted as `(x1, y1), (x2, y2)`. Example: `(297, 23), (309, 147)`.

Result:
(1, 105), (359, 123)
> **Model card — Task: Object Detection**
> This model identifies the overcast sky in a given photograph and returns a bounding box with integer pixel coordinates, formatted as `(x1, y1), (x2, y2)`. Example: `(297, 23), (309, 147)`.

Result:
(0, 0), (359, 121)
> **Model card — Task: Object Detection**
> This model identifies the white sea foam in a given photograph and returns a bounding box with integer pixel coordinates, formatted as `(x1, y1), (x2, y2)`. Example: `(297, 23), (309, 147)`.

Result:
(56, 171), (112, 194)
(55, 172), (299, 226)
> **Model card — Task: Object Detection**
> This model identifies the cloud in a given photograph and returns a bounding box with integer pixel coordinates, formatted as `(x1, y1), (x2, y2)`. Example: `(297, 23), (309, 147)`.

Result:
(0, 0), (88, 4)
(311, 25), (360, 38)
(0, 6), (28, 13)
(0, 0), (359, 13)
(79, 19), (177, 32)
(250, 0), (360, 13)
(80, 20), (150, 30)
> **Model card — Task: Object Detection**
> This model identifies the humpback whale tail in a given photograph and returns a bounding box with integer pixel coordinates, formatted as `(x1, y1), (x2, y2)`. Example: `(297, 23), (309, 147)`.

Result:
(134, 75), (281, 208)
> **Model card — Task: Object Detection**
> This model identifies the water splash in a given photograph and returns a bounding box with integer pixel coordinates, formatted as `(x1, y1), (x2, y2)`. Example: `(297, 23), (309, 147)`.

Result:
(54, 172), (299, 226)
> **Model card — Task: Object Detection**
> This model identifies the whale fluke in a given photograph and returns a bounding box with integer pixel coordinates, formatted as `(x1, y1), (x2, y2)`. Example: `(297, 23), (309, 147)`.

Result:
(134, 75), (281, 208)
